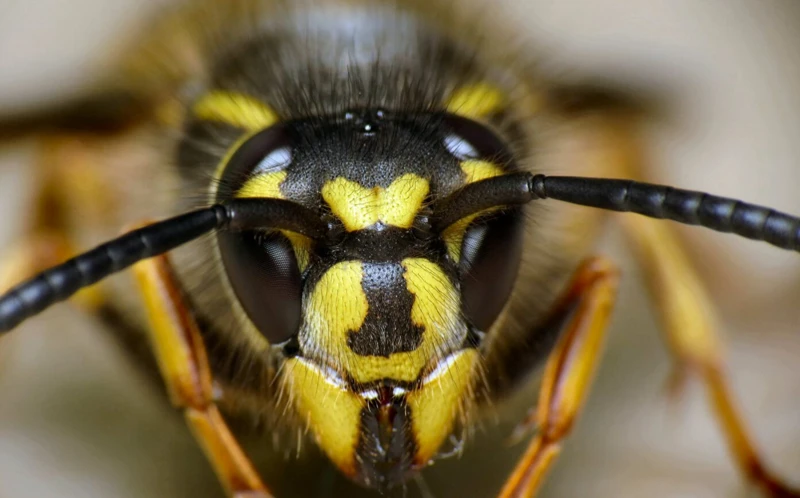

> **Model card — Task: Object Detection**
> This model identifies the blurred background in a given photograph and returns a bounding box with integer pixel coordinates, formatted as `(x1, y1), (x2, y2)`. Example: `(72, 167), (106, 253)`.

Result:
(1, 1), (799, 497)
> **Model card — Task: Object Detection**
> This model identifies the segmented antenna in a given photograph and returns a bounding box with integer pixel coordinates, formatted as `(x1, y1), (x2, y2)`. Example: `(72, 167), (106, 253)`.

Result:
(529, 175), (800, 251)
(0, 199), (324, 333)
(433, 173), (800, 251)
(3, 174), (799, 334)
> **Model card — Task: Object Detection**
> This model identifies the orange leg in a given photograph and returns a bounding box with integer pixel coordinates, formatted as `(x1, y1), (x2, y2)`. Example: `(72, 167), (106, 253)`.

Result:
(621, 215), (800, 497)
(498, 257), (620, 498)
(132, 254), (272, 498)
(539, 84), (798, 496)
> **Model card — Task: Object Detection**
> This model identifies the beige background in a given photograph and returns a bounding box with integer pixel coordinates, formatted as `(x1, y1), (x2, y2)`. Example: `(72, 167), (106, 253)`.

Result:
(1, 1), (799, 497)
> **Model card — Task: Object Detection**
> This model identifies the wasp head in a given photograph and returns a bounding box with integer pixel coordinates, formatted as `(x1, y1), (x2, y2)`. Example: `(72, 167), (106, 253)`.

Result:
(203, 101), (524, 489)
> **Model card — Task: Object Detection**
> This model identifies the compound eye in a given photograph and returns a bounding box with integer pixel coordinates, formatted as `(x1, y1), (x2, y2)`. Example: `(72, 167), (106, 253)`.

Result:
(217, 124), (293, 195)
(441, 114), (521, 331)
(216, 124), (301, 345)
(218, 230), (302, 345)
(441, 114), (512, 163)
(458, 210), (524, 332)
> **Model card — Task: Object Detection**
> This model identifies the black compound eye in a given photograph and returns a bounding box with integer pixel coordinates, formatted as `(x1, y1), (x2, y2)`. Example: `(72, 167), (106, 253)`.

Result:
(441, 114), (513, 164)
(440, 113), (522, 331)
(216, 123), (302, 345)
(217, 124), (293, 197)
(218, 230), (303, 345)
(459, 210), (524, 332)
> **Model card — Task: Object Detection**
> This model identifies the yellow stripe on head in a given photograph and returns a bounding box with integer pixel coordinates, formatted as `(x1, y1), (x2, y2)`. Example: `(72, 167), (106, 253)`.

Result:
(321, 174), (430, 231)
(234, 171), (312, 272)
(442, 214), (476, 263)
(193, 91), (279, 131)
(237, 171), (288, 199)
(461, 159), (505, 184)
(446, 83), (506, 120)
(443, 160), (506, 262)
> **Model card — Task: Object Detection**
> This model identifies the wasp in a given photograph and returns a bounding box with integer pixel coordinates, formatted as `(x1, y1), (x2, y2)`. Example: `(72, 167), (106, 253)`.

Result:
(0, 0), (798, 496)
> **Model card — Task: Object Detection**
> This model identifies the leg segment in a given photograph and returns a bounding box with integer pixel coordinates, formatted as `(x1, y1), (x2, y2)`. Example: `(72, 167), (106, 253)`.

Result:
(621, 215), (800, 497)
(132, 254), (272, 498)
(498, 257), (620, 498)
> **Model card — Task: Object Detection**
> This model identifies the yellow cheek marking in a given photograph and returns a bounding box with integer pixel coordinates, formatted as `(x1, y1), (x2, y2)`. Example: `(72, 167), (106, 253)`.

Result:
(235, 171), (312, 272)
(303, 259), (465, 384)
(446, 83), (506, 120)
(193, 91), (278, 131)
(281, 357), (364, 477)
(443, 161), (506, 262)
(237, 171), (288, 199)
(407, 349), (478, 465)
(321, 174), (430, 231)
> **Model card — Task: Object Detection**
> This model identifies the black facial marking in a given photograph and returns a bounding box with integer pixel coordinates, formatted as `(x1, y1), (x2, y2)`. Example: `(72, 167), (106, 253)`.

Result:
(328, 228), (428, 263)
(347, 263), (424, 357)
(279, 114), (465, 203)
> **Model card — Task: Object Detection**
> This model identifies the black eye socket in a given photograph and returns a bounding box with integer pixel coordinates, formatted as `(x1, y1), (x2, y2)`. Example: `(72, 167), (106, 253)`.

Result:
(218, 230), (302, 345)
(459, 210), (524, 332)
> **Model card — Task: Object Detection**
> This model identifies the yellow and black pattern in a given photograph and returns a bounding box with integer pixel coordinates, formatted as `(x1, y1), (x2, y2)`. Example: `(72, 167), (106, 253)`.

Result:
(169, 1), (534, 488)
(3, 1), (797, 495)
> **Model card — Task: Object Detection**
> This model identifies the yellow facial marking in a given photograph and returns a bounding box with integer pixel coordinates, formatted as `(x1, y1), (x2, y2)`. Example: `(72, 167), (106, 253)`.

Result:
(234, 171), (312, 272)
(193, 91), (278, 131)
(446, 83), (506, 120)
(402, 258), (461, 336)
(443, 161), (505, 262)
(407, 349), (478, 465)
(442, 215), (478, 265)
(306, 260), (370, 347)
(282, 357), (365, 476)
(237, 171), (288, 199)
(461, 160), (505, 184)
(321, 174), (430, 231)
(302, 259), (465, 384)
